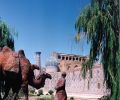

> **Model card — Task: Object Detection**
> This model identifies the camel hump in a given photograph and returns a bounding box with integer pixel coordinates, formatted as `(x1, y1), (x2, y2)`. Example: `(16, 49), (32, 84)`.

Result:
(3, 55), (20, 71)
(12, 52), (19, 58)
(0, 46), (13, 66)
(20, 57), (31, 71)
(0, 47), (19, 71)
(20, 57), (31, 66)
(2, 46), (12, 53)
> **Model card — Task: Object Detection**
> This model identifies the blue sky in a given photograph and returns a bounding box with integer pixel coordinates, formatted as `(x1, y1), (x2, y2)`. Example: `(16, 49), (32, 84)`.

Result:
(0, 0), (90, 66)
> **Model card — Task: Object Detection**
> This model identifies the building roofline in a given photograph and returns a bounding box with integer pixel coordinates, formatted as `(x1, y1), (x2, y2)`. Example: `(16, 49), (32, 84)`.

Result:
(52, 51), (89, 58)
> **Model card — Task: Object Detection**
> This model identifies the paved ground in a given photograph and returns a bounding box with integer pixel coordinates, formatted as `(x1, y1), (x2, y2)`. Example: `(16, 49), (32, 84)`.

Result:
(19, 95), (100, 100)
(67, 93), (103, 98)
(2, 92), (102, 100)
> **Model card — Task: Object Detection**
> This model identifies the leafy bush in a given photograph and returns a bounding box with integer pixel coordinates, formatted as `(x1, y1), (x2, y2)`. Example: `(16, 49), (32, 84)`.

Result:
(37, 89), (43, 96)
(18, 89), (24, 97)
(48, 90), (54, 95)
(37, 98), (44, 100)
(29, 89), (35, 94)
(36, 95), (54, 100)
(98, 96), (110, 100)
(5, 90), (13, 100)
(70, 97), (74, 100)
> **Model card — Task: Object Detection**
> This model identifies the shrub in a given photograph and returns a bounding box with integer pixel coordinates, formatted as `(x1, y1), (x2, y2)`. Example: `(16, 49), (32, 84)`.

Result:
(5, 90), (13, 100)
(48, 90), (54, 95)
(37, 89), (43, 96)
(36, 95), (54, 100)
(29, 89), (35, 94)
(98, 96), (110, 100)
(70, 97), (74, 100)
(18, 89), (24, 97)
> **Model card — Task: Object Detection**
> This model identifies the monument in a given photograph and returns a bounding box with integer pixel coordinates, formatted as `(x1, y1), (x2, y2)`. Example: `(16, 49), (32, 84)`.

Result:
(34, 52), (41, 77)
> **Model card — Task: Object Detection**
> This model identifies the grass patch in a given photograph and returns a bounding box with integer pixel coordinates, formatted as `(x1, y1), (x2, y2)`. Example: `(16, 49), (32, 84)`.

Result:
(36, 95), (54, 100)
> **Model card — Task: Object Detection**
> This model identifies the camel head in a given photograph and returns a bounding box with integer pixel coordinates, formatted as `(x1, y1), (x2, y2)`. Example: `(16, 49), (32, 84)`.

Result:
(41, 72), (52, 86)
(37, 71), (52, 80)
(34, 71), (52, 89)
(28, 67), (52, 89)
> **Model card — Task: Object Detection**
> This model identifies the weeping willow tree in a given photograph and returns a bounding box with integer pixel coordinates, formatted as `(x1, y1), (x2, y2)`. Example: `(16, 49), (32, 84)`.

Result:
(0, 19), (17, 99)
(0, 19), (16, 50)
(75, 0), (120, 100)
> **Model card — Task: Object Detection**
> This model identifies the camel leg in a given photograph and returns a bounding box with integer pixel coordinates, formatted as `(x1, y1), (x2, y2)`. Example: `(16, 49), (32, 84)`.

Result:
(0, 69), (5, 100)
(0, 82), (2, 100)
(21, 73), (29, 100)
(11, 85), (20, 100)
(11, 92), (18, 100)
(21, 84), (28, 100)
(0, 68), (2, 99)
(2, 83), (10, 100)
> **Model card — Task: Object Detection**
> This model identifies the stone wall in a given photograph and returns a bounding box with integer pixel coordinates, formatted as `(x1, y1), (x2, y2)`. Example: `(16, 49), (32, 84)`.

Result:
(43, 64), (107, 98)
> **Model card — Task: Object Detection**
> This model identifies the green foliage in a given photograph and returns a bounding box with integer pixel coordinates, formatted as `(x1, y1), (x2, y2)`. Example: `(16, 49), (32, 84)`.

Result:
(70, 97), (74, 100)
(36, 95), (54, 100)
(37, 89), (43, 96)
(29, 89), (35, 94)
(75, 0), (120, 100)
(0, 18), (17, 99)
(4, 89), (19, 100)
(37, 98), (44, 100)
(0, 19), (17, 50)
(98, 96), (110, 100)
(18, 89), (24, 97)
(48, 90), (54, 95)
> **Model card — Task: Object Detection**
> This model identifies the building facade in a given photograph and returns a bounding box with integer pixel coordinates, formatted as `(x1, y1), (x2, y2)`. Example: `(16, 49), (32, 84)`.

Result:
(44, 52), (108, 99)
(46, 52), (89, 72)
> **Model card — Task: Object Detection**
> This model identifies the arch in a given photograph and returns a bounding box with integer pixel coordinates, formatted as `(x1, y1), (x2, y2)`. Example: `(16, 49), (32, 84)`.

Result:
(74, 65), (78, 68)
(58, 55), (61, 59)
(69, 57), (72, 60)
(67, 66), (71, 70)
(73, 57), (75, 61)
(62, 56), (65, 60)
(76, 57), (78, 61)
(66, 57), (68, 60)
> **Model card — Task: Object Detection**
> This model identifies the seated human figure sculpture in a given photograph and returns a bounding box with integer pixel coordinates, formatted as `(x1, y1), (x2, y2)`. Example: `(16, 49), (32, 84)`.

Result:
(54, 72), (67, 100)
(0, 46), (52, 100)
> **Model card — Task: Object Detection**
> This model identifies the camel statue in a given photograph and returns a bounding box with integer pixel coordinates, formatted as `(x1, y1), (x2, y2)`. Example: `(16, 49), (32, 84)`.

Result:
(0, 46), (52, 100)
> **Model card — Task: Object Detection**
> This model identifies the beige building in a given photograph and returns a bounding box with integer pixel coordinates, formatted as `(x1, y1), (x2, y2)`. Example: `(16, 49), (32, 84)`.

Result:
(46, 52), (89, 72)
(44, 52), (108, 99)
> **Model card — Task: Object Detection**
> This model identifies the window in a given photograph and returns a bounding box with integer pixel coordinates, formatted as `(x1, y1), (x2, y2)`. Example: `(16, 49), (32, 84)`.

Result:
(83, 58), (86, 62)
(58, 55), (61, 59)
(79, 58), (81, 61)
(68, 66), (71, 70)
(97, 83), (100, 89)
(97, 70), (99, 73)
(76, 58), (78, 61)
(74, 65), (78, 68)
(66, 57), (68, 60)
(69, 57), (71, 60)
(73, 57), (75, 61)
(62, 56), (65, 60)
